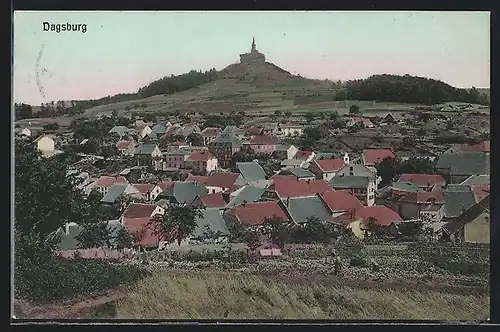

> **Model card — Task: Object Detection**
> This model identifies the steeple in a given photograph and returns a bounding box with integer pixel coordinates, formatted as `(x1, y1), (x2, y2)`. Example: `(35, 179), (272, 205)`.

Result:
(251, 37), (256, 52)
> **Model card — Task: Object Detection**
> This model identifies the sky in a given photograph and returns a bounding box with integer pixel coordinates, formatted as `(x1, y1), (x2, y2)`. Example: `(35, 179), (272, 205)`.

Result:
(13, 11), (490, 105)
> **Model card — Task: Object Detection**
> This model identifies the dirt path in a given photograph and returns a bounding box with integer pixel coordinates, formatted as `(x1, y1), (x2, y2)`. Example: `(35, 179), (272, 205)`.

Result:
(14, 290), (125, 320)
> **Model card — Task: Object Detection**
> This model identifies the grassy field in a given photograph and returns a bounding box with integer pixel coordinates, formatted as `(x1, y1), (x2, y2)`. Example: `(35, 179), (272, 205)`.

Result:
(107, 269), (489, 320)
(84, 243), (490, 320)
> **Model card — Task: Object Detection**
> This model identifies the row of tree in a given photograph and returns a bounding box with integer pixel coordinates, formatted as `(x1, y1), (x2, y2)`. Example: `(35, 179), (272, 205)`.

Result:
(336, 74), (490, 106)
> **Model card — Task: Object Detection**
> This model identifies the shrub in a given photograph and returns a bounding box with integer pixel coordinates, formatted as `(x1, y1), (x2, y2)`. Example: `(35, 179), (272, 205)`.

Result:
(349, 254), (368, 267)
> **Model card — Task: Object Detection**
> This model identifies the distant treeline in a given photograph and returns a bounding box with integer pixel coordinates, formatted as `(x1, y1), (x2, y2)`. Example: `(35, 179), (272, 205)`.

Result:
(17, 69), (220, 119)
(335, 74), (490, 106)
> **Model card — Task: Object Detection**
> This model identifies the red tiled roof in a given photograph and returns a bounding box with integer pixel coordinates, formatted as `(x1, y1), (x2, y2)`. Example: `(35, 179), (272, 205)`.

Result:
(363, 149), (395, 165)
(223, 184), (241, 195)
(350, 117), (374, 126)
(123, 217), (162, 247)
(205, 172), (240, 188)
(227, 201), (290, 226)
(294, 151), (313, 160)
(132, 183), (155, 194)
(320, 190), (363, 212)
(200, 192), (226, 208)
(355, 206), (403, 226)
(316, 159), (346, 173)
(396, 174), (446, 187)
(471, 184), (490, 203)
(186, 150), (216, 162)
(95, 176), (127, 188)
(116, 140), (134, 150)
(157, 181), (175, 191)
(185, 175), (209, 183)
(200, 127), (221, 137)
(248, 135), (278, 145)
(122, 203), (158, 218)
(398, 190), (445, 204)
(268, 178), (333, 198)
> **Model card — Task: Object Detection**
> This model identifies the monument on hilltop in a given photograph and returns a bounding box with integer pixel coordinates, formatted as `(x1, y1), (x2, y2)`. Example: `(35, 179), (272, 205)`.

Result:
(239, 37), (266, 64)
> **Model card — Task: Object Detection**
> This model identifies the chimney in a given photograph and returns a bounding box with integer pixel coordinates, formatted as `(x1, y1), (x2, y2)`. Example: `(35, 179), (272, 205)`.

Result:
(65, 223), (70, 234)
(243, 200), (247, 207)
(286, 197), (290, 207)
(307, 179), (311, 184)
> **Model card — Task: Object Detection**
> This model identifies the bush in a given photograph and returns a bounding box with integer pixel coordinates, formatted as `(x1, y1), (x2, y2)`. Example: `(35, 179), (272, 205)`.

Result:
(349, 254), (368, 267)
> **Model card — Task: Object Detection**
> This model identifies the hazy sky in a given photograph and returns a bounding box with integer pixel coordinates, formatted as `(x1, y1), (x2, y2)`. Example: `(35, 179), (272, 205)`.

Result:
(13, 11), (490, 105)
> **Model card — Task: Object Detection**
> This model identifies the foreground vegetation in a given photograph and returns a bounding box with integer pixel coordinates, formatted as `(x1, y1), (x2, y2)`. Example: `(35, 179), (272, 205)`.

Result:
(108, 269), (488, 320)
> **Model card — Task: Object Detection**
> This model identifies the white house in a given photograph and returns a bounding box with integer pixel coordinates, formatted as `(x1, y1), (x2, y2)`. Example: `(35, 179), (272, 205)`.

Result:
(136, 125), (152, 140)
(185, 150), (218, 174)
(278, 123), (303, 137)
(116, 140), (136, 156)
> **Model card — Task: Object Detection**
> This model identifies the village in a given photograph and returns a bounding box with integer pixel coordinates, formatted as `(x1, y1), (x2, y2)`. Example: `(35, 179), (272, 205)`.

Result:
(14, 105), (490, 259)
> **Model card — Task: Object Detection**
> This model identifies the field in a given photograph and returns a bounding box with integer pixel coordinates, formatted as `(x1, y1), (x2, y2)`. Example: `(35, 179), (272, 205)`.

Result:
(73, 243), (490, 320)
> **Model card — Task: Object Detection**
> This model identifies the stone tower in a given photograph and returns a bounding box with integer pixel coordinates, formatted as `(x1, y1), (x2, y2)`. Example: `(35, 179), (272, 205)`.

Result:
(240, 37), (266, 64)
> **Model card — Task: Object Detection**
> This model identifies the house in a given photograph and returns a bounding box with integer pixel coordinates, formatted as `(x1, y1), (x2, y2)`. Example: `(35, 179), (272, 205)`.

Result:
(165, 141), (191, 152)
(130, 183), (156, 201)
(16, 127), (32, 137)
(175, 123), (201, 138)
(261, 123), (279, 135)
(294, 151), (316, 163)
(155, 150), (191, 171)
(382, 113), (395, 124)
(235, 126), (263, 137)
(116, 140), (136, 156)
(319, 191), (364, 217)
(277, 122), (303, 137)
(435, 152), (490, 184)
(441, 195), (489, 244)
(191, 208), (229, 241)
(244, 135), (279, 154)
(121, 203), (165, 247)
(329, 175), (376, 206)
(200, 127), (222, 145)
(93, 176), (128, 195)
(362, 149), (396, 169)
(100, 182), (129, 204)
(277, 167), (316, 181)
(184, 150), (218, 174)
(442, 185), (477, 221)
(67, 170), (92, 191)
(156, 181), (208, 205)
(204, 172), (245, 194)
(314, 152), (349, 164)
(135, 125), (152, 140)
(280, 159), (309, 169)
(224, 201), (290, 227)
(444, 140), (490, 155)
(337, 206), (403, 240)
(381, 188), (446, 222)
(189, 192), (227, 209)
(225, 185), (266, 209)
(149, 123), (168, 140)
(346, 117), (375, 128)
(336, 164), (381, 188)
(273, 144), (299, 160)
(34, 134), (55, 153)
(208, 132), (242, 168)
(264, 178), (333, 200)
(109, 126), (133, 138)
(134, 143), (162, 166)
(309, 158), (346, 181)
(395, 174), (446, 190)
(236, 161), (267, 182)
(283, 195), (333, 224)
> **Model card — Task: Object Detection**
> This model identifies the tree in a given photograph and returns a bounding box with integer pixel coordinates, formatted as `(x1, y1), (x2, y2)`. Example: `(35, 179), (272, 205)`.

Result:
(186, 133), (204, 146)
(43, 123), (59, 131)
(349, 105), (360, 114)
(290, 217), (338, 244)
(100, 145), (119, 160)
(397, 220), (424, 240)
(274, 110), (282, 116)
(284, 111), (292, 117)
(149, 205), (202, 245)
(15, 103), (33, 120)
(260, 216), (291, 248)
(115, 227), (133, 250)
(111, 110), (119, 118)
(329, 111), (339, 121)
(304, 112), (316, 123)
(303, 126), (322, 141)
(375, 157), (399, 187)
(15, 140), (88, 240)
